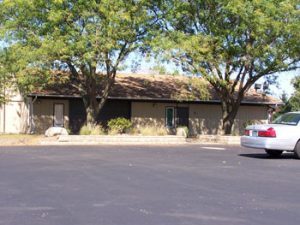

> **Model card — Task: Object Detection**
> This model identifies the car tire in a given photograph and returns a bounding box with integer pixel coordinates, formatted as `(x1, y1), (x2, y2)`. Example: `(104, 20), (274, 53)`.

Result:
(294, 141), (300, 159)
(265, 149), (283, 157)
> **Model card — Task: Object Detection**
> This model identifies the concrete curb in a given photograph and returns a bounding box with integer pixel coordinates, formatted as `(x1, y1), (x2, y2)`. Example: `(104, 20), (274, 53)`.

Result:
(41, 135), (241, 145)
(0, 135), (241, 146)
(40, 135), (187, 145)
(191, 135), (241, 145)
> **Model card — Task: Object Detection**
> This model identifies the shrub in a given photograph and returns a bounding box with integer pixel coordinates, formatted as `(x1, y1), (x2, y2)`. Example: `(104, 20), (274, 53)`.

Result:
(79, 124), (105, 135)
(136, 125), (168, 136)
(243, 120), (264, 128)
(176, 126), (189, 137)
(107, 118), (132, 134)
(66, 127), (72, 135)
(79, 125), (91, 135)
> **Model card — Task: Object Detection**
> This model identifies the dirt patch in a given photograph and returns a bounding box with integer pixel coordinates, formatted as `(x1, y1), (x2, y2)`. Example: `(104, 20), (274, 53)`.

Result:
(0, 135), (46, 146)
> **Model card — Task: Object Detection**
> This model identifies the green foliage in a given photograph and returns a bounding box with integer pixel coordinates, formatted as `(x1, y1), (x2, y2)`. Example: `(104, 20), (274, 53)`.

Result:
(172, 70), (180, 76)
(289, 76), (300, 111)
(155, 0), (300, 134)
(107, 117), (132, 134)
(172, 77), (210, 101)
(65, 127), (72, 135)
(0, 0), (161, 123)
(276, 76), (300, 115)
(0, 48), (15, 103)
(79, 124), (105, 135)
(151, 64), (167, 75)
(243, 120), (265, 128)
(188, 77), (210, 100)
(288, 94), (300, 111)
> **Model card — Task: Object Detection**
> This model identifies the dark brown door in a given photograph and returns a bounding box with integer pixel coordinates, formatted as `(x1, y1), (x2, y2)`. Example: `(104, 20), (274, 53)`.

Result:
(176, 107), (189, 127)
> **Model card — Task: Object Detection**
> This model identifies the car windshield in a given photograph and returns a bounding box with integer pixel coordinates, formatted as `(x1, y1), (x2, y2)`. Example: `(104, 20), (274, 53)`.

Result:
(272, 113), (300, 126)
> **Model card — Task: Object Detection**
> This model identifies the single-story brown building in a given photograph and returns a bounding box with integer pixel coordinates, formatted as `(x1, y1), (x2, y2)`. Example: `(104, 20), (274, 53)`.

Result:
(0, 74), (281, 135)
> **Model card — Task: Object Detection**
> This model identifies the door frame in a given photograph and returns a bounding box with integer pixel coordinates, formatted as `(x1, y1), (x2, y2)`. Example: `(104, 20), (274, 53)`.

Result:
(53, 103), (64, 127)
(165, 106), (175, 128)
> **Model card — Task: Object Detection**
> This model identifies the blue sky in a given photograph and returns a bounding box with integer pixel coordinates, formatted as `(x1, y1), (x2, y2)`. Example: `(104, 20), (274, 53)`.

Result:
(269, 70), (299, 98)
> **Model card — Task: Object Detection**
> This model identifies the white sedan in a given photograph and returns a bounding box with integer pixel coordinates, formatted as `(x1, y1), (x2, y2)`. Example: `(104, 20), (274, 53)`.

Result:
(241, 112), (300, 158)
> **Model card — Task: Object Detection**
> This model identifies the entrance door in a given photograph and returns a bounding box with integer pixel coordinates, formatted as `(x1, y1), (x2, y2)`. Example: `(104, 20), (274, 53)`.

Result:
(165, 107), (175, 128)
(176, 107), (189, 127)
(54, 104), (64, 127)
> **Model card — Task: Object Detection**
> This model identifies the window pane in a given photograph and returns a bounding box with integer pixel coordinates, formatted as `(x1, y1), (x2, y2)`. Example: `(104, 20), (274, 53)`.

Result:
(273, 113), (300, 126)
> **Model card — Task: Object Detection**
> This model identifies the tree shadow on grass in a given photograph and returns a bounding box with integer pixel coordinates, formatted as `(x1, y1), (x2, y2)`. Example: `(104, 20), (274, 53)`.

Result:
(239, 152), (296, 160)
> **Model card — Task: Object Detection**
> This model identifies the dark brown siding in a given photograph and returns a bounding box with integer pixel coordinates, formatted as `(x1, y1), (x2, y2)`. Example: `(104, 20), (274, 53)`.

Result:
(176, 107), (189, 128)
(69, 99), (131, 134)
(69, 99), (86, 134)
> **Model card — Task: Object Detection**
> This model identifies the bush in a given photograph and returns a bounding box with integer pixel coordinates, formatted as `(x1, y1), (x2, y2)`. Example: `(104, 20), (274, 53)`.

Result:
(133, 125), (168, 136)
(176, 126), (189, 137)
(79, 124), (105, 135)
(107, 118), (132, 134)
(243, 120), (264, 128)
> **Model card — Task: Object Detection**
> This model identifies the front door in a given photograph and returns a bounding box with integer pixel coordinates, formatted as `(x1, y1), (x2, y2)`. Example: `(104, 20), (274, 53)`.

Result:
(54, 104), (64, 127)
(165, 107), (175, 128)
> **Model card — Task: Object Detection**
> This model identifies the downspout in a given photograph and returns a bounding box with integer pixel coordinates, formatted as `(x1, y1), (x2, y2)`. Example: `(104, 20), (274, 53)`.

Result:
(29, 95), (38, 134)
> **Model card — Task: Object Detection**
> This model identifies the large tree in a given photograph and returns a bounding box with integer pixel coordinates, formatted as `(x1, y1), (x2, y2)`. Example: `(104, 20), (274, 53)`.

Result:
(0, 0), (160, 124)
(288, 76), (300, 111)
(157, 0), (300, 134)
(0, 50), (6, 103)
(0, 48), (15, 104)
(279, 75), (300, 113)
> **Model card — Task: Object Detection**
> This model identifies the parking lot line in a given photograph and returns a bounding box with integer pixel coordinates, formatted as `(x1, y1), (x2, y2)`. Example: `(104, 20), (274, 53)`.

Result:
(201, 146), (226, 150)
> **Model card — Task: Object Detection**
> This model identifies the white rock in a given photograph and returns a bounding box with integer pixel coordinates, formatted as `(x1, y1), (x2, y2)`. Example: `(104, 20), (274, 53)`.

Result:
(45, 127), (68, 137)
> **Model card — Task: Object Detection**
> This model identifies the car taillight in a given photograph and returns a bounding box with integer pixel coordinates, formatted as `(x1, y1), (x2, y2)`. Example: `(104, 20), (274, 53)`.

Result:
(258, 127), (276, 138)
(244, 129), (250, 136)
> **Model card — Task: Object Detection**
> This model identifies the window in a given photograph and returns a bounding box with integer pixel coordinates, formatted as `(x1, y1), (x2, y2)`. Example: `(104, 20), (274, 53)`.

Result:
(272, 113), (300, 126)
(165, 107), (175, 127)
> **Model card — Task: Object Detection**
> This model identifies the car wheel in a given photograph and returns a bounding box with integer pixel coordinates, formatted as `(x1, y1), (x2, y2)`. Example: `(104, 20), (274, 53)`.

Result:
(294, 141), (300, 159)
(265, 149), (283, 157)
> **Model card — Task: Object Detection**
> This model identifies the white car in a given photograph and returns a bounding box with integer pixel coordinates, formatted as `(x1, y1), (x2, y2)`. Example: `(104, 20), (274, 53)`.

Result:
(241, 112), (300, 158)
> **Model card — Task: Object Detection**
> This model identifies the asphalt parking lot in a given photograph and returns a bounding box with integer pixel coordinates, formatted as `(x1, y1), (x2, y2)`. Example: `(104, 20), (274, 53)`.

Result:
(0, 144), (299, 225)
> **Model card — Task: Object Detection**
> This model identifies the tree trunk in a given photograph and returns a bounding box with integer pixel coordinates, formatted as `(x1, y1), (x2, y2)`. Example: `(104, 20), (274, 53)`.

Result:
(222, 112), (236, 135)
(82, 68), (101, 125)
(97, 72), (116, 115)
(82, 71), (116, 126)
(83, 94), (99, 126)
(221, 100), (240, 135)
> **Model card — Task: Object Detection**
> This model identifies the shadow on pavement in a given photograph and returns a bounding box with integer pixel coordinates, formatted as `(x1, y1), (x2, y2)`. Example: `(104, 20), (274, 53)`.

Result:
(239, 153), (296, 160)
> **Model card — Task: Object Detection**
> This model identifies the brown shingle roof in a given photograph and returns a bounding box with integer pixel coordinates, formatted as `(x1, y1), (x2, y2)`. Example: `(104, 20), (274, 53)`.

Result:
(30, 73), (281, 105)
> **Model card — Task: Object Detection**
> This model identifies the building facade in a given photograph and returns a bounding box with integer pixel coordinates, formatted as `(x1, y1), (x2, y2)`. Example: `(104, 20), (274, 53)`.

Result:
(0, 74), (279, 135)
